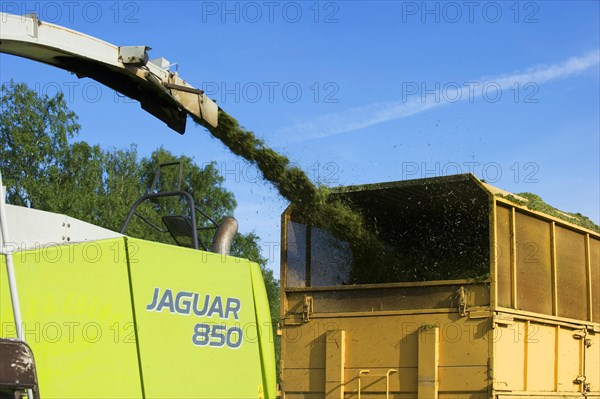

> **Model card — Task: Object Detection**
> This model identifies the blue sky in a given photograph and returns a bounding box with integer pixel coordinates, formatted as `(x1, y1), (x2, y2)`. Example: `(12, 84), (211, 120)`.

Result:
(1, 1), (599, 276)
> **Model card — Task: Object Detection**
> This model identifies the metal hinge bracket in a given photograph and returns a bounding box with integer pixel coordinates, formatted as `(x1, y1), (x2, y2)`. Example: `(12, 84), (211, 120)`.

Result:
(458, 286), (468, 317)
(303, 295), (314, 323)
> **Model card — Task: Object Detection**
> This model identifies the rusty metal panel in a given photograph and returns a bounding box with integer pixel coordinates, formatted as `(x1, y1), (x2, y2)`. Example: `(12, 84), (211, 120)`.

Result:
(283, 394), (323, 399)
(342, 316), (418, 369)
(284, 292), (306, 316)
(281, 313), (492, 398)
(438, 394), (487, 399)
(438, 318), (491, 367)
(282, 313), (490, 399)
(555, 226), (588, 320)
(496, 395), (581, 399)
(496, 204), (513, 308)
(281, 320), (324, 368)
(281, 368), (324, 393)
(366, 315), (488, 368)
(418, 327), (439, 399)
(526, 323), (555, 391)
(311, 227), (352, 287)
(286, 221), (307, 288)
(340, 316), (490, 369)
(591, 237), (600, 323)
(515, 212), (553, 315)
(342, 378), (489, 399)
(556, 326), (581, 393)
(437, 366), (488, 392)
(493, 322), (525, 391)
(348, 367), (480, 396)
(0, 339), (39, 394)
(325, 330), (345, 399)
(584, 330), (600, 394)
(493, 319), (589, 396)
(306, 285), (447, 312)
(285, 284), (489, 315)
(344, 367), (417, 394)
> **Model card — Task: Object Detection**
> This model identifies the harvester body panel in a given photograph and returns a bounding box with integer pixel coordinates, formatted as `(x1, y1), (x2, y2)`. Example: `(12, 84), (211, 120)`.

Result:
(1, 235), (276, 398)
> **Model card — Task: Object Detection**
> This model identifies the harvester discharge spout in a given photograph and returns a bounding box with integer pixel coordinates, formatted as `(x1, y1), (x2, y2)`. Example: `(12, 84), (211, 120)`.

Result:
(211, 216), (238, 256)
(0, 12), (218, 133)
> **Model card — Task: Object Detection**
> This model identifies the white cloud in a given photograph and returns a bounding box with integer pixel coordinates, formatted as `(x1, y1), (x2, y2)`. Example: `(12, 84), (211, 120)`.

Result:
(278, 50), (600, 142)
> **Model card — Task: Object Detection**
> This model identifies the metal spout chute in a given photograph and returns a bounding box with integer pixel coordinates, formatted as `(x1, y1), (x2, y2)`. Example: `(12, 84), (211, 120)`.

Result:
(0, 12), (218, 133)
(211, 217), (238, 256)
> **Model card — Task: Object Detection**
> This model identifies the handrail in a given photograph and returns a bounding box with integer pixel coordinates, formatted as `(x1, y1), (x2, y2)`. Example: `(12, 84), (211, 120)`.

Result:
(120, 191), (199, 249)
(386, 369), (397, 399)
(357, 370), (370, 399)
(0, 173), (24, 341)
(357, 369), (398, 399)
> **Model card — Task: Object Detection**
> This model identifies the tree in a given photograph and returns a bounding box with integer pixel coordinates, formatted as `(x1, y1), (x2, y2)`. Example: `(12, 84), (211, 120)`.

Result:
(0, 81), (80, 208)
(1, 81), (280, 345)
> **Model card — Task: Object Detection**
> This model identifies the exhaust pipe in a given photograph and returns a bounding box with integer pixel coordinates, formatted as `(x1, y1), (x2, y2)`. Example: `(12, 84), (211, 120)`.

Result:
(211, 217), (238, 256)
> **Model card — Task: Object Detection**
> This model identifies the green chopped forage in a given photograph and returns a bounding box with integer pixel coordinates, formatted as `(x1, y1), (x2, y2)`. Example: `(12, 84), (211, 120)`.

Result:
(501, 193), (599, 233)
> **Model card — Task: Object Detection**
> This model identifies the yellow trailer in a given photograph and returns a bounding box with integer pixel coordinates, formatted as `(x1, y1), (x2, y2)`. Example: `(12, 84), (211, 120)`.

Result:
(279, 174), (599, 399)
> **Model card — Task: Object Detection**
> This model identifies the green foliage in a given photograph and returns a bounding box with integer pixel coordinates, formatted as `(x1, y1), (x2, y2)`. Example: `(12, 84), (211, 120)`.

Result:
(1, 82), (281, 362)
(502, 192), (600, 233)
(0, 81), (80, 208)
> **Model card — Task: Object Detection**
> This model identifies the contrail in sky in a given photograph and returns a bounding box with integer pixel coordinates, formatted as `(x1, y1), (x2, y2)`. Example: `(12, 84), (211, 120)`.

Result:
(278, 50), (599, 143)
